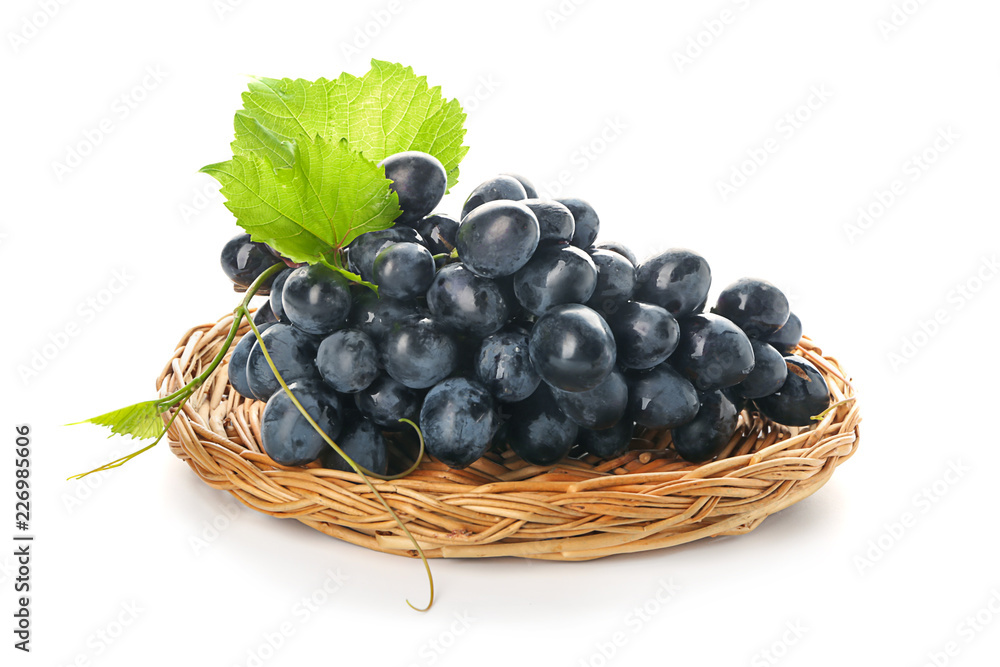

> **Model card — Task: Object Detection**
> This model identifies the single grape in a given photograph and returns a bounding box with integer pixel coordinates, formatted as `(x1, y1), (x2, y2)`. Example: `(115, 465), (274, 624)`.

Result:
(425, 263), (512, 337)
(354, 374), (423, 427)
(319, 416), (389, 475)
(252, 301), (278, 326)
(585, 249), (636, 316)
(592, 241), (637, 267)
(220, 233), (283, 288)
(501, 173), (539, 198)
(416, 214), (460, 255)
(512, 244), (598, 317)
(764, 312), (803, 354)
(711, 278), (790, 338)
(382, 315), (459, 389)
(608, 301), (680, 370)
(670, 313), (755, 391)
(722, 386), (749, 414)
(578, 420), (634, 460)
(347, 226), (425, 282)
(521, 199), (575, 244)
(456, 201), (540, 278)
(268, 268), (293, 322)
(550, 369), (628, 430)
(281, 264), (352, 336)
(349, 291), (424, 347)
(246, 323), (320, 401)
(754, 356), (831, 426)
(316, 329), (379, 393)
(461, 175), (527, 219)
(529, 303), (616, 392)
(228, 323), (274, 400)
(380, 151), (447, 225)
(475, 329), (541, 403)
(373, 242), (436, 301)
(627, 363), (700, 429)
(261, 379), (342, 466)
(555, 198), (600, 249)
(506, 385), (579, 466)
(671, 390), (739, 464)
(736, 340), (788, 399)
(420, 378), (496, 469)
(634, 249), (712, 318)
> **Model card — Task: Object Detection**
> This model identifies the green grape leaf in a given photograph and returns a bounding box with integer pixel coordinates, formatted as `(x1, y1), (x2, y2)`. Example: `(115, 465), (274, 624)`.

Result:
(71, 400), (166, 441)
(237, 76), (337, 150)
(232, 111), (295, 170)
(201, 134), (401, 263)
(329, 60), (469, 190)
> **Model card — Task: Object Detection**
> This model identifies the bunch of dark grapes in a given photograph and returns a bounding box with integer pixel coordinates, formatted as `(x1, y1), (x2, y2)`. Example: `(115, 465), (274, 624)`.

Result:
(220, 151), (831, 473)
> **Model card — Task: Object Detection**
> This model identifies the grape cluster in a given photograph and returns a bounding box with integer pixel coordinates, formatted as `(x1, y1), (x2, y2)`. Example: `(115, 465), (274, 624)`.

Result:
(220, 152), (831, 472)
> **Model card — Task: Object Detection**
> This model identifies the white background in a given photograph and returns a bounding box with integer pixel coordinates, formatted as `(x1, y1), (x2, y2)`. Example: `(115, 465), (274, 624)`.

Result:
(3, 0), (999, 665)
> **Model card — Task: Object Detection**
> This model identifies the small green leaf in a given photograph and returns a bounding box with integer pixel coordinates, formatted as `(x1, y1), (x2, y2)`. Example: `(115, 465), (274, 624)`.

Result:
(73, 400), (166, 440)
(202, 135), (401, 263)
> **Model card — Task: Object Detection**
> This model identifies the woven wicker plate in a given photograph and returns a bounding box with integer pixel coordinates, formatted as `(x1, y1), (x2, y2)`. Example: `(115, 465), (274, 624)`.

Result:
(160, 312), (860, 561)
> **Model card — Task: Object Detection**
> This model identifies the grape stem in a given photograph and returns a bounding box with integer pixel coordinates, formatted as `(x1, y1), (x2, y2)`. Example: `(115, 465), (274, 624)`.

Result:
(244, 315), (434, 611)
(70, 262), (435, 611)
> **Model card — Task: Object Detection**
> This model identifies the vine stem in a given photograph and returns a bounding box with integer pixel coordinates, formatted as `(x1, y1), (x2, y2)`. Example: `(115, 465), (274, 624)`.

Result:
(244, 315), (434, 611)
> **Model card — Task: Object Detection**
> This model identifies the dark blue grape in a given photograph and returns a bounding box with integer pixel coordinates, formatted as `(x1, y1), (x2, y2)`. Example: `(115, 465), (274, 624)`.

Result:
(228, 323), (274, 400)
(550, 369), (628, 430)
(382, 315), (459, 389)
(578, 420), (634, 459)
(608, 301), (680, 370)
(585, 249), (636, 315)
(764, 312), (803, 355)
(261, 379), (343, 466)
(506, 385), (579, 466)
(671, 314), (755, 391)
(221, 233), (283, 288)
(712, 278), (790, 338)
(319, 417), (388, 475)
(425, 263), (512, 337)
(522, 199), (575, 244)
(475, 329), (540, 403)
(347, 227), (425, 282)
(252, 301), (278, 326)
(627, 364), (700, 429)
(593, 241), (637, 267)
(461, 175), (527, 219)
(671, 390), (739, 464)
(420, 378), (496, 469)
(380, 151), (447, 225)
(354, 375), (423, 427)
(316, 329), (379, 393)
(281, 264), (352, 336)
(348, 291), (424, 347)
(502, 173), (538, 198)
(416, 214), (460, 255)
(736, 340), (788, 399)
(512, 244), (598, 317)
(555, 198), (600, 249)
(456, 201), (540, 278)
(373, 242), (435, 301)
(754, 356), (831, 426)
(246, 323), (320, 401)
(529, 304), (616, 392)
(634, 249), (712, 318)
(268, 268), (292, 323)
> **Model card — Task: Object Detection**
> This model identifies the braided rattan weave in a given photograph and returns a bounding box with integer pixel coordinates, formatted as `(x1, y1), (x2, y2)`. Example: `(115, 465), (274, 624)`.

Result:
(160, 312), (860, 560)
